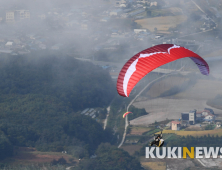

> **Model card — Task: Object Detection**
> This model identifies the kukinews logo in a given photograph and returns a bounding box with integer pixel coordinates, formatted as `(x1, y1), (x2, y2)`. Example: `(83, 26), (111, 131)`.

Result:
(146, 147), (222, 159)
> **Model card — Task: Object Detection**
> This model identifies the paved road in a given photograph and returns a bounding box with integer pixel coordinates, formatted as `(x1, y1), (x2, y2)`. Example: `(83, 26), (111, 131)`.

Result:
(103, 106), (110, 130)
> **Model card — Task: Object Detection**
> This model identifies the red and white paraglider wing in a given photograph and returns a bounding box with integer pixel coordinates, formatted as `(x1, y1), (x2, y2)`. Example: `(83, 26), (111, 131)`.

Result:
(123, 112), (132, 118)
(117, 44), (209, 97)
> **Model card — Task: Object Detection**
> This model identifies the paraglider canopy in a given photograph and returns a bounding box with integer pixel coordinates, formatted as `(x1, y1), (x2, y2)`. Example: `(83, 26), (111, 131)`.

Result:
(117, 44), (210, 97)
(123, 112), (132, 118)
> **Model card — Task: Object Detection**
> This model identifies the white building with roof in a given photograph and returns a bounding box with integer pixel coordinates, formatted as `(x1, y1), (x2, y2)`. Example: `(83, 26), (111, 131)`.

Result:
(6, 11), (15, 22)
(5, 42), (13, 46)
(16, 10), (30, 19)
(171, 121), (181, 130)
(150, 1), (157, 6)
(134, 29), (147, 34)
(204, 114), (215, 122)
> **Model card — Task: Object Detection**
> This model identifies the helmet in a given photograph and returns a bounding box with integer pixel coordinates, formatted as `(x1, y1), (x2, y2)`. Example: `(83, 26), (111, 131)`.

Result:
(155, 134), (161, 139)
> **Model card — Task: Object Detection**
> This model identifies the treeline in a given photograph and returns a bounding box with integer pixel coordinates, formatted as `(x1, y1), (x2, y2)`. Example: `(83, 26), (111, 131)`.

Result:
(74, 143), (142, 170)
(0, 54), (116, 160)
(0, 97), (114, 160)
(0, 144), (142, 170)
(0, 54), (115, 111)
(128, 106), (148, 121)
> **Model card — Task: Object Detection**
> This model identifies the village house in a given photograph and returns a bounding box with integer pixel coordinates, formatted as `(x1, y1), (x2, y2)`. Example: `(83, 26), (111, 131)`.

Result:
(196, 109), (215, 122)
(150, 1), (157, 7)
(204, 113), (215, 122)
(204, 108), (214, 115)
(110, 11), (118, 16)
(202, 110), (210, 116)
(5, 41), (13, 46)
(6, 10), (30, 23)
(134, 29), (147, 34)
(16, 10), (30, 20)
(171, 121), (181, 130)
(115, 0), (126, 7)
(196, 112), (204, 120)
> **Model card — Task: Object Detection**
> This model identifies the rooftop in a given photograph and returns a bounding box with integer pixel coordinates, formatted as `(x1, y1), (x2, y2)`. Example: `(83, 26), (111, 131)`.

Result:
(172, 121), (181, 125)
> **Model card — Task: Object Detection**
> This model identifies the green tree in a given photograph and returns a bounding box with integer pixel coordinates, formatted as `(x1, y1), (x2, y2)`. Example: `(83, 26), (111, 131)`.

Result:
(75, 143), (143, 170)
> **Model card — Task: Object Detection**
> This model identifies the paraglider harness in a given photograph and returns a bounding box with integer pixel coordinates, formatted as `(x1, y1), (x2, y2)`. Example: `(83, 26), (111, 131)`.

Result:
(150, 131), (164, 147)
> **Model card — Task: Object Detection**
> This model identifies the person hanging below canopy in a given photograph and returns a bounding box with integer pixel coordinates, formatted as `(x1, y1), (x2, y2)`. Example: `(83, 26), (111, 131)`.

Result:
(150, 131), (164, 147)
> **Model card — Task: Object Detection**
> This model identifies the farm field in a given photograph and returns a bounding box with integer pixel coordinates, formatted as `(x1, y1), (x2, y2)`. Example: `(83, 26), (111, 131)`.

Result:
(135, 15), (187, 32)
(131, 77), (222, 125)
(129, 126), (152, 135)
(1, 147), (76, 165)
(172, 79), (222, 100)
(157, 129), (222, 137)
(140, 158), (198, 170)
(141, 162), (166, 170)
(144, 76), (189, 98)
(140, 157), (222, 170)
(203, 49), (222, 58)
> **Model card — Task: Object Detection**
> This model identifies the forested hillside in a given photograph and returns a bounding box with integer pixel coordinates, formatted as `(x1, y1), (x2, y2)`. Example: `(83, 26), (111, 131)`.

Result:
(74, 143), (142, 170)
(0, 54), (115, 110)
(0, 54), (116, 160)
